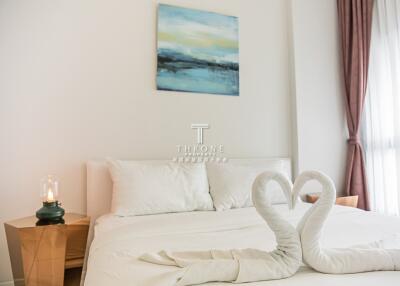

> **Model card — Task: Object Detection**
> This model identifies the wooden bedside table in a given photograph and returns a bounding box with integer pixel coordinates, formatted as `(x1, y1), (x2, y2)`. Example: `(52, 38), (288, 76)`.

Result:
(4, 213), (90, 286)
(306, 193), (359, 208)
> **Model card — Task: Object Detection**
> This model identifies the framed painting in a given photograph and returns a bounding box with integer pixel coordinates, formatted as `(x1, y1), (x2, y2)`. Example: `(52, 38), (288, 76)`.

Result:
(157, 4), (239, 96)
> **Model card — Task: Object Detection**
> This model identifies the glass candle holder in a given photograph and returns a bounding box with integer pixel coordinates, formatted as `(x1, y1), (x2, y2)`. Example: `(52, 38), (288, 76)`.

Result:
(40, 175), (59, 203)
(36, 175), (64, 223)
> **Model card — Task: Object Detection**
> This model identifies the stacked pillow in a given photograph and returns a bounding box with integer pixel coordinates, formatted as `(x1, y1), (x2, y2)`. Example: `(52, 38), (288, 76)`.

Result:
(108, 159), (289, 216)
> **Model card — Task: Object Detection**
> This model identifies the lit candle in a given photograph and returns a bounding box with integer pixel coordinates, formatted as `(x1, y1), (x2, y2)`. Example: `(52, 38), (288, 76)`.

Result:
(47, 187), (54, 202)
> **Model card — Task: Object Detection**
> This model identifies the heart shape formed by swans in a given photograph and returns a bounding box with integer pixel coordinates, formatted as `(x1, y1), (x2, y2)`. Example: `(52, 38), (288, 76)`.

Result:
(141, 169), (400, 285)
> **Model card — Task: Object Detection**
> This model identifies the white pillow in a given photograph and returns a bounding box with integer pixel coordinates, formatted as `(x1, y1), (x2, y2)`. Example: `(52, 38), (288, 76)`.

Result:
(207, 162), (288, 211)
(108, 160), (213, 216)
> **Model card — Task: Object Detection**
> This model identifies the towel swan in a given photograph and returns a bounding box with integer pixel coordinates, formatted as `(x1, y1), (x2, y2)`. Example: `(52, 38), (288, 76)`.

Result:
(293, 170), (400, 274)
(140, 171), (302, 285)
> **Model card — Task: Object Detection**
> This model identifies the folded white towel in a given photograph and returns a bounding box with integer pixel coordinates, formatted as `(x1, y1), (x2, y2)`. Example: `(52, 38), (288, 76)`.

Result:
(139, 172), (302, 285)
(294, 170), (400, 274)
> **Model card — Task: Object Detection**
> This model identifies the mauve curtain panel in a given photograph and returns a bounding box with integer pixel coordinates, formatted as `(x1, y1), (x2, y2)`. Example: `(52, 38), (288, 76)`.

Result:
(337, 0), (373, 210)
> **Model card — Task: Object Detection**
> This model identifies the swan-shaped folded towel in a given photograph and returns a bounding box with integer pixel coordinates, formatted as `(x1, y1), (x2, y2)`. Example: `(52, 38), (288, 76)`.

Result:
(294, 170), (400, 274)
(139, 172), (302, 285)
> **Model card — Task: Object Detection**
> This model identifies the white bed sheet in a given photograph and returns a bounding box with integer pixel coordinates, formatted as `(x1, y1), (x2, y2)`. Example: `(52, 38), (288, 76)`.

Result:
(84, 203), (400, 286)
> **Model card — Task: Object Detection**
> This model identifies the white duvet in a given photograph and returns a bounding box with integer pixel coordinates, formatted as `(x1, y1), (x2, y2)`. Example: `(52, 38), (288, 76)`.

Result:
(85, 203), (400, 286)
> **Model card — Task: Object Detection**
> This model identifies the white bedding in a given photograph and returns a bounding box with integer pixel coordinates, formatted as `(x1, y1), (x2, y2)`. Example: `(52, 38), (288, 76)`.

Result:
(85, 203), (400, 286)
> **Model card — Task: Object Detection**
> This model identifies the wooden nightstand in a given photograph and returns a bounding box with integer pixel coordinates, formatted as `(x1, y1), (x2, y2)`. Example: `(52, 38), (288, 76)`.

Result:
(306, 193), (359, 208)
(4, 213), (90, 286)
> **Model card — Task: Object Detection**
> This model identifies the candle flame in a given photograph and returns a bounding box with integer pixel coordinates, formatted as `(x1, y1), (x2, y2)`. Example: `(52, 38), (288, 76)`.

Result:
(47, 188), (55, 202)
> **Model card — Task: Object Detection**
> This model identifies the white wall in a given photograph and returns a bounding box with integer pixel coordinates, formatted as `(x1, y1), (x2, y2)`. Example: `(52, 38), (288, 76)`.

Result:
(0, 0), (293, 283)
(290, 0), (348, 195)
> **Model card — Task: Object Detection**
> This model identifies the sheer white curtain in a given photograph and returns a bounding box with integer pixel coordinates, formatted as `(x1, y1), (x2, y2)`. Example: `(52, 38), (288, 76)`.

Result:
(361, 0), (400, 215)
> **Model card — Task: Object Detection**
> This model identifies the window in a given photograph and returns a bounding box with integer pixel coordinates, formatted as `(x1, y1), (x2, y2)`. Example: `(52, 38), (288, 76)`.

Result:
(361, 0), (400, 215)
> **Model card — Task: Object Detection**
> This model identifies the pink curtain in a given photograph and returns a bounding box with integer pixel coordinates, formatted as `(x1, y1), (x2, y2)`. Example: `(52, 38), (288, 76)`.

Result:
(337, 0), (373, 210)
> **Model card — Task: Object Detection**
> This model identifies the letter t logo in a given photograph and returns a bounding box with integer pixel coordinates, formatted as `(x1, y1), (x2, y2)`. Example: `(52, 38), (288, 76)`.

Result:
(191, 124), (209, 144)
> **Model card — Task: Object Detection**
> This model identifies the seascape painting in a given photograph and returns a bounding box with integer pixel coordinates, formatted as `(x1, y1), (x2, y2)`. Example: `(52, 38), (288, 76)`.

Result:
(157, 4), (239, 96)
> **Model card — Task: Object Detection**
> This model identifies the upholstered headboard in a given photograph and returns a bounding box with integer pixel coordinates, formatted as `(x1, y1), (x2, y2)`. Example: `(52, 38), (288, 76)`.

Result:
(86, 158), (292, 223)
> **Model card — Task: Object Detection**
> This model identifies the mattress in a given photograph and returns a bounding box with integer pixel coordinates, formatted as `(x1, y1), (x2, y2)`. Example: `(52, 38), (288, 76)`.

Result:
(84, 202), (400, 286)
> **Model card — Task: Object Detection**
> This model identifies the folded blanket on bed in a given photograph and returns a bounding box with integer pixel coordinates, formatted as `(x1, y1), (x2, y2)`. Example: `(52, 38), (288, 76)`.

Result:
(140, 172), (302, 286)
(294, 170), (400, 274)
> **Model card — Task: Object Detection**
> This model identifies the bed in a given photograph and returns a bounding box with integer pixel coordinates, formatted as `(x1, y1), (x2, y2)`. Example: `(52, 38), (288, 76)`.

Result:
(84, 159), (400, 286)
